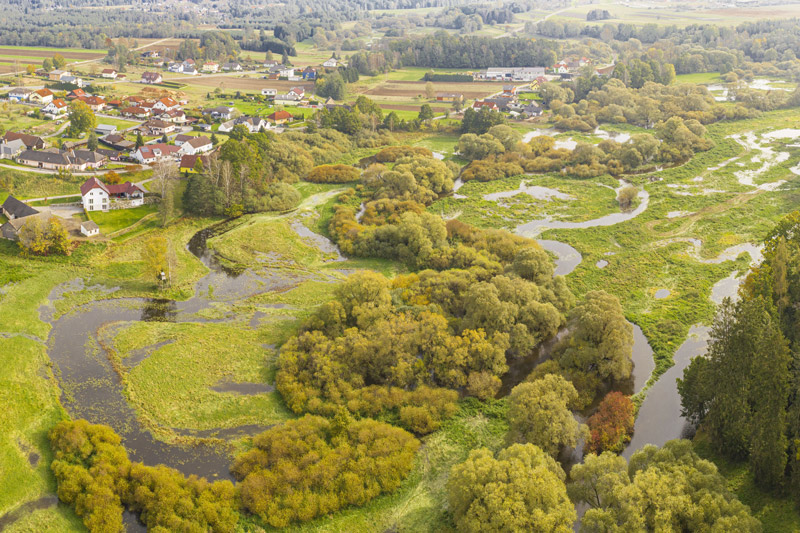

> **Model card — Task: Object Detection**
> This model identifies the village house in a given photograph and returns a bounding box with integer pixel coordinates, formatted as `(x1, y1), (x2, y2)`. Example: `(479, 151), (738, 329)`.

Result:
(472, 100), (499, 111)
(140, 119), (177, 136)
(484, 96), (516, 111)
(267, 110), (293, 124)
(0, 138), (26, 160)
(436, 93), (463, 102)
(76, 95), (106, 112)
(222, 61), (242, 72)
(278, 66), (295, 78)
(62, 75), (85, 87)
(30, 88), (54, 105)
(157, 109), (187, 124)
(133, 143), (182, 164)
(173, 134), (194, 146)
(121, 106), (151, 119)
(72, 150), (107, 169)
(80, 220), (100, 237)
(203, 106), (235, 120)
(67, 88), (87, 99)
(100, 134), (135, 152)
(522, 102), (543, 118)
(1, 195), (38, 221)
(179, 154), (209, 174)
(48, 69), (71, 82)
(81, 176), (146, 212)
(153, 97), (180, 113)
(101, 68), (117, 79)
(7, 88), (32, 101)
(141, 71), (163, 84)
(323, 57), (338, 68)
(302, 67), (317, 80)
(179, 136), (213, 155)
(274, 93), (302, 105)
(4, 132), (45, 150)
(219, 116), (269, 133)
(202, 61), (220, 73)
(261, 88), (277, 97)
(17, 149), (87, 171)
(42, 98), (69, 116)
(96, 148), (123, 161)
(502, 85), (519, 96)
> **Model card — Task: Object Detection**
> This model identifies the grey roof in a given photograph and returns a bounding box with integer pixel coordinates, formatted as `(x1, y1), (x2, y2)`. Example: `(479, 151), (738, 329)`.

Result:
(81, 221), (99, 231)
(17, 150), (71, 165)
(0, 138), (25, 155)
(2, 195), (38, 218)
(6, 212), (51, 232)
(73, 150), (107, 164)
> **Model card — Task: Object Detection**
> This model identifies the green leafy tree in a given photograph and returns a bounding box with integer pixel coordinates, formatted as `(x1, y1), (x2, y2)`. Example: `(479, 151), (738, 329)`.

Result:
(573, 442), (761, 532)
(52, 53), (66, 69)
(87, 132), (98, 152)
(448, 443), (575, 533)
(233, 415), (419, 528)
(507, 375), (585, 456)
(557, 290), (634, 383)
(67, 100), (97, 137)
(17, 216), (70, 256)
(42, 57), (52, 71)
(418, 103), (434, 122)
(141, 236), (168, 285)
(135, 131), (143, 149)
(680, 296), (790, 488)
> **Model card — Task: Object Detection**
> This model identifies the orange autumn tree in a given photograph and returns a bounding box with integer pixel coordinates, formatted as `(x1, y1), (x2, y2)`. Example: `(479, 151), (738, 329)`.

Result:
(586, 391), (635, 454)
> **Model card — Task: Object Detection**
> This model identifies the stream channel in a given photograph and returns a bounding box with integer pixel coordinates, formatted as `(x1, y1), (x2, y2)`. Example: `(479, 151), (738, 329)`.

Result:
(3, 176), (762, 530)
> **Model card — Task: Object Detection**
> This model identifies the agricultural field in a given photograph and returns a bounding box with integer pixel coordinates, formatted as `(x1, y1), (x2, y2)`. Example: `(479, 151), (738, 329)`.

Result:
(541, 1), (800, 27)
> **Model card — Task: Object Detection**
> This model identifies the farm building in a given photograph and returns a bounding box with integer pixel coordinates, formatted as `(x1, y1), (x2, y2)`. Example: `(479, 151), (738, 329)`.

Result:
(4, 132), (45, 150)
(95, 124), (117, 136)
(1, 195), (38, 220)
(436, 93), (463, 102)
(80, 221), (100, 237)
(1, 212), (51, 241)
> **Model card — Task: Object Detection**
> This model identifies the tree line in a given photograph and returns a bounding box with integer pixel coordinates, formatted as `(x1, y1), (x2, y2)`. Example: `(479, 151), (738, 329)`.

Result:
(680, 210), (800, 495)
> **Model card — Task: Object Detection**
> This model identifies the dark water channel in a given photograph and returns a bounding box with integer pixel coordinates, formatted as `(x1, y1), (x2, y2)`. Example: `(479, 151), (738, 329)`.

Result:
(14, 218), (343, 531)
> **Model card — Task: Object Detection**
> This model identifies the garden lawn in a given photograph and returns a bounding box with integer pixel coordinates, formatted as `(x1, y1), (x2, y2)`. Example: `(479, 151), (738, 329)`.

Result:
(88, 204), (158, 234)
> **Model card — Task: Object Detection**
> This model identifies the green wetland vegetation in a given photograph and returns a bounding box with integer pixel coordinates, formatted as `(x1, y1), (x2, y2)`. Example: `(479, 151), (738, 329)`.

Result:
(7, 14), (800, 533)
(3, 111), (800, 531)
